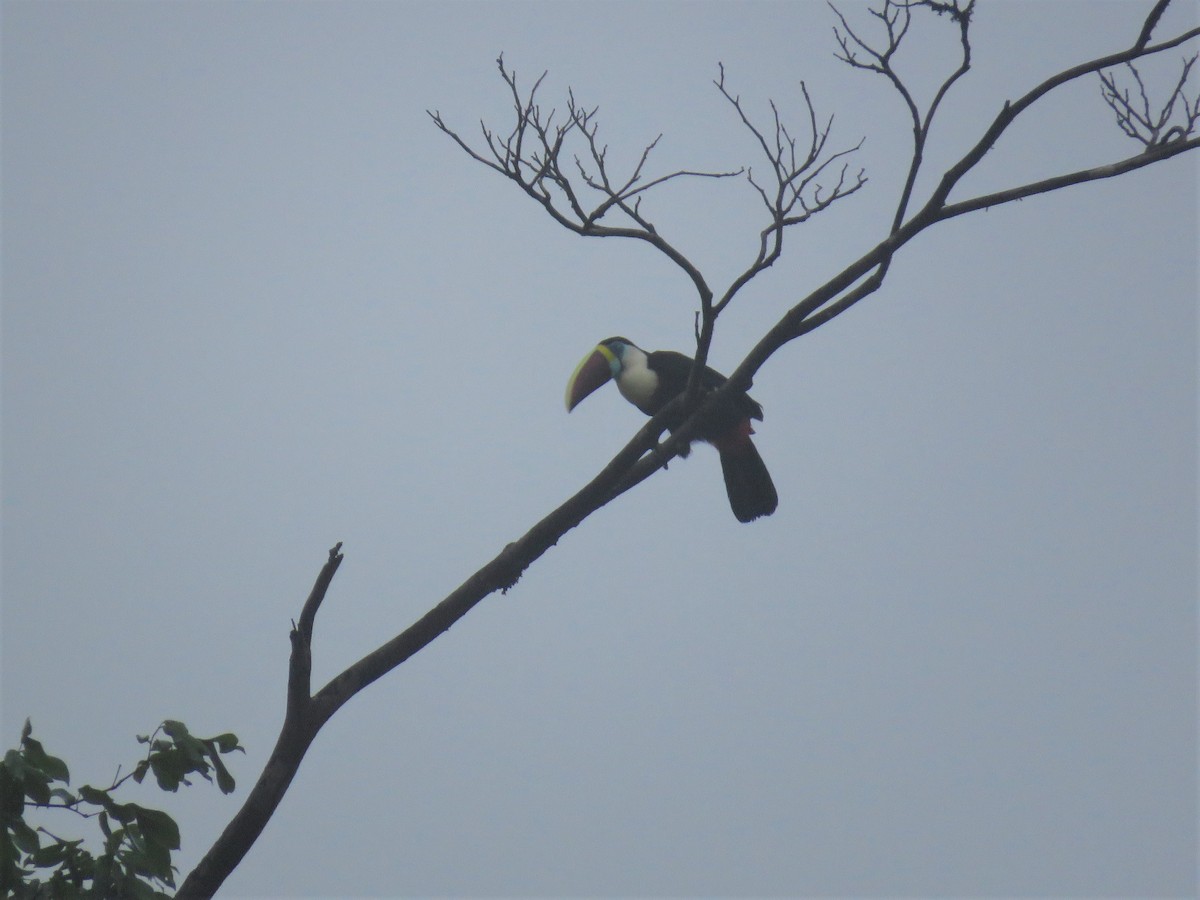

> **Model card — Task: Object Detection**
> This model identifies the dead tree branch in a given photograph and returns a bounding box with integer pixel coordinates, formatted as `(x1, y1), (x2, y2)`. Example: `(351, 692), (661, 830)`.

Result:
(428, 54), (737, 307)
(832, 0), (975, 233)
(177, 544), (344, 900)
(179, 4), (1198, 896)
(1100, 55), (1200, 145)
(712, 65), (867, 317)
(727, 1), (1200, 400)
(430, 54), (866, 390)
(667, 64), (868, 397)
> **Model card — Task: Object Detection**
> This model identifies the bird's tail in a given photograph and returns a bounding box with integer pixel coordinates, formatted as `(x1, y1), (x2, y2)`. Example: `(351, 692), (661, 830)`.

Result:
(717, 439), (778, 523)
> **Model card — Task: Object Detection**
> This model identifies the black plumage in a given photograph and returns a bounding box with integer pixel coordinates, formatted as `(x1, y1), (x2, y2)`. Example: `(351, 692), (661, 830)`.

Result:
(566, 337), (778, 522)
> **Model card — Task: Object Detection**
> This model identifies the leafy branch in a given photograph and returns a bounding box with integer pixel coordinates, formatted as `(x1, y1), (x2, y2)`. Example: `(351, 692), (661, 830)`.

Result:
(2, 719), (242, 898)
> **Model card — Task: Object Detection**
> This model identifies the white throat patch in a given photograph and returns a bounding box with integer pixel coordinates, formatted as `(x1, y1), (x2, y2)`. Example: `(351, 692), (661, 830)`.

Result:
(614, 345), (658, 409)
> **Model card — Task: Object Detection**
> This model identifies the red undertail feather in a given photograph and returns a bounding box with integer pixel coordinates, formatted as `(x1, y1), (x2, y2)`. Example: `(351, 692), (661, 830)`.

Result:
(708, 418), (755, 454)
(712, 420), (778, 523)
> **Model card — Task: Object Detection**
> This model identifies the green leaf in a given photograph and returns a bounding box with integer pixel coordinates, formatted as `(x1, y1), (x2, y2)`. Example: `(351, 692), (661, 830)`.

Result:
(142, 838), (173, 880)
(19, 737), (69, 786)
(135, 808), (180, 851)
(3, 749), (26, 780)
(19, 735), (46, 761)
(45, 870), (86, 900)
(176, 734), (209, 769)
(120, 833), (173, 883)
(209, 753), (236, 794)
(0, 766), (24, 818)
(76, 784), (110, 807)
(126, 874), (169, 900)
(109, 801), (139, 825)
(22, 772), (50, 806)
(29, 836), (82, 870)
(148, 754), (184, 792)
(123, 822), (146, 856)
(28, 840), (65, 867)
(37, 754), (69, 784)
(104, 824), (127, 857)
(210, 733), (244, 754)
(10, 822), (40, 855)
(132, 760), (149, 784)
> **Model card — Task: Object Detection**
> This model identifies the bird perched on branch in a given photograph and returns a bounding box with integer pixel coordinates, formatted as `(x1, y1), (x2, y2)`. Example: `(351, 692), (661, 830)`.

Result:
(565, 337), (778, 523)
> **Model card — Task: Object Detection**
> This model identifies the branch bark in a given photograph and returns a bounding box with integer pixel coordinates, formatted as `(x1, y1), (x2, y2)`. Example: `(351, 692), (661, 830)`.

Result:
(176, 545), (344, 900)
(726, 7), (1200, 392)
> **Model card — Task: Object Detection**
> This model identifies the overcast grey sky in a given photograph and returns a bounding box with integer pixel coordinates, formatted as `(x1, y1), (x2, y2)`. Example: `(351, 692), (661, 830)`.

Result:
(3, 1), (1197, 897)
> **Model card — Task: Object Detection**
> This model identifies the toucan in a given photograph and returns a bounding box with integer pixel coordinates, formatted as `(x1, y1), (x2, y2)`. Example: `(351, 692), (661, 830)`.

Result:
(565, 337), (778, 523)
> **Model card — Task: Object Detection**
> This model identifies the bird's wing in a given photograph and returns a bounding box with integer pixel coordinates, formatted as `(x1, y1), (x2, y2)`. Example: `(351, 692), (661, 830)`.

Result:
(651, 350), (763, 420)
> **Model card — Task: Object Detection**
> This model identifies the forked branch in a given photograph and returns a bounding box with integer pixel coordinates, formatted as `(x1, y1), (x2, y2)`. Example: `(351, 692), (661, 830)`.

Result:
(179, 6), (1199, 897)
(726, 0), (1199, 399)
(431, 54), (867, 384)
(1100, 55), (1200, 145)
(831, 0), (975, 232)
(712, 64), (867, 318)
(428, 55), (741, 302)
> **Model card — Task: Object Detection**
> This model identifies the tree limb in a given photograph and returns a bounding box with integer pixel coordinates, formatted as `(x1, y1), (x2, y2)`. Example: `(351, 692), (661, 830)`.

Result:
(177, 545), (343, 900)
(178, 4), (1199, 896)
(722, 2), (1200, 394)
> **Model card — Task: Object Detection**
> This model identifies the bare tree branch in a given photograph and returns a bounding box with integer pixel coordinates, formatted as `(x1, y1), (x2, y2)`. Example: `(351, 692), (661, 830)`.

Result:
(831, 0), (975, 235)
(428, 55), (743, 307)
(1136, 0), (1174, 50)
(1100, 55), (1200, 145)
(654, 64), (868, 397)
(711, 66), (867, 321)
(178, 544), (344, 900)
(725, 13), (1200, 401)
(179, 5), (1199, 896)
(431, 55), (866, 393)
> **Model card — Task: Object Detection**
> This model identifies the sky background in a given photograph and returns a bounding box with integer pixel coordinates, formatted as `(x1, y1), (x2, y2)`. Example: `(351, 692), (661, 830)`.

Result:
(2, 1), (1197, 897)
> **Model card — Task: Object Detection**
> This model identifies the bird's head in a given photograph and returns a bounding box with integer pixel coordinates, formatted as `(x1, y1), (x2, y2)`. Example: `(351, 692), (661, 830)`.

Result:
(564, 337), (636, 411)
